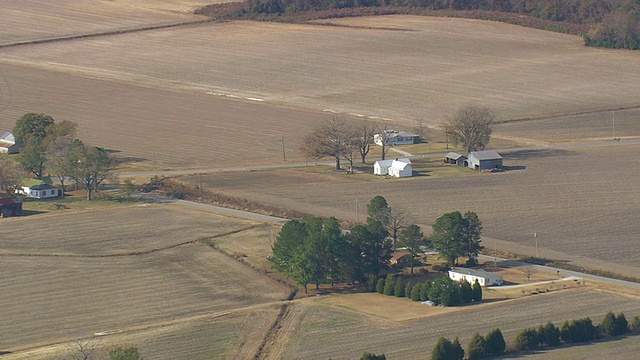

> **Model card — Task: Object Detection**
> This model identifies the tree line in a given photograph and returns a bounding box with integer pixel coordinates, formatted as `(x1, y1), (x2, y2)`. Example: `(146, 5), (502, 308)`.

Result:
(432, 311), (640, 359)
(270, 195), (485, 292)
(199, 0), (640, 50)
(0, 113), (116, 200)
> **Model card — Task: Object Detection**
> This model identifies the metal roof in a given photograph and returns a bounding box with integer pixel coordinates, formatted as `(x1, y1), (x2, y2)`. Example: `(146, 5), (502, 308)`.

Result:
(445, 152), (466, 160)
(449, 267), (502, 278)
(469, 150), (502, 160)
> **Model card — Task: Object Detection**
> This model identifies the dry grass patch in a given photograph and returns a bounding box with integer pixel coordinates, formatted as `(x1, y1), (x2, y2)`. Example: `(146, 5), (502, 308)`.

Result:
(213, 223), (280, 272)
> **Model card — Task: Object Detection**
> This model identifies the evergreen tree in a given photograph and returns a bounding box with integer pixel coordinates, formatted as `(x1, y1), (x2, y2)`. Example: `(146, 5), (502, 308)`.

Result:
(514, 327), (539, 351)
(459, 281), (473, 303)
(614, 312), (629, 336)
(467, 333), (488, 359)
(484, 328), (506, 356)
(394, 279), (405, 297)
(601, 311), (617, 336)
(405, 282), (413, 298)
(360, 352), (386, 360)
(420, 280), (431, 301)
(383, 274), (396, 296)
(411, 283), (422, 301)
(471, 279), (482, 302)
(397, 224), (425, 273)
(543, 322), (561, 346)
(451, 338), (464, 360)
(376, 278), (386, 294)
(367, 195), (391, 226)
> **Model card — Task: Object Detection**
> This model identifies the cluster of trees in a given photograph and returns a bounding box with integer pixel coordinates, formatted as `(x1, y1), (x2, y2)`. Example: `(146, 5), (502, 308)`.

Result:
(430, 211), (484, 267)
(270, 195), (485, 292)
(203, 0), (640, 50)
(2, 113), (117, 200)
(376, 274), (482, 305)
(270, 216), (392, 292)
(301, 118), (393, 173)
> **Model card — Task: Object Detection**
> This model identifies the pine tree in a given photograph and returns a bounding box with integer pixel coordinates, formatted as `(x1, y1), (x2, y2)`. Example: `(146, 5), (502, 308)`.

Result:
(411, 283), (422, 301)
(471, 279), (482, 301)
(376, 278), (385, 294)
(467, 333), (488, 359)
(484, 328), (506, 356)
(394, 279), (405, 297)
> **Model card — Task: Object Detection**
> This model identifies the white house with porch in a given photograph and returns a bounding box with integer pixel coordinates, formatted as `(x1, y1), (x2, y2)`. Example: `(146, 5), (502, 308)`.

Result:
(373, 158), (412, 178)
(0, 132), (22, 154)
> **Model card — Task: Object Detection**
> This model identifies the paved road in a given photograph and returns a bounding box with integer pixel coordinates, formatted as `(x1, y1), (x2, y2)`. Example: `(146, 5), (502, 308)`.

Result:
(477, 254), (640, 289)
(119, 138), (640, 178)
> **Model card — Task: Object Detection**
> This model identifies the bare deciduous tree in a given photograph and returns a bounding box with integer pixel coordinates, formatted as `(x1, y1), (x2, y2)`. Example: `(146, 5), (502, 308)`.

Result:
(353, 120), (375, 164)
(0, 154), (26, 195)
(301, 117), (349, 171)
(68, 339), (99, 360)
(388, 206), (408, 250)
(445, 105), (496, 153)
(373, 122), (395, 161)
(520, 266), (534, 282)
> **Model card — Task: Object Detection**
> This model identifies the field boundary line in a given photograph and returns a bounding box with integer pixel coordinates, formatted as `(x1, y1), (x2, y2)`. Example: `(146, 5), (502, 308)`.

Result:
(254, 303), (290, 360)
(0, 225), (260, 259)
(0, 18), (224, 49)
(499, 104), (640, 124)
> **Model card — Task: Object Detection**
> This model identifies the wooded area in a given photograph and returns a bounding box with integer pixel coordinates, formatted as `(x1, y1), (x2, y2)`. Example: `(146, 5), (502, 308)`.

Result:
(198, 0), (640, 50)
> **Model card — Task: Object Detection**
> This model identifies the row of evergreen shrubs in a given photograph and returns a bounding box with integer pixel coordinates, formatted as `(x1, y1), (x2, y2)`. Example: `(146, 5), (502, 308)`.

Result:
(433, 311), (640, 359)
(514, 312), (640, 351)
(432, 329), (506, 360)
(375, 274), (482, 306)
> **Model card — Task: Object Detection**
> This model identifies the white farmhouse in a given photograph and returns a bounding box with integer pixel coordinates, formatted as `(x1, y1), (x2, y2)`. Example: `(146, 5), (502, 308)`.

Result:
(373, 158), (412, 178)
(448, 267), (504, 287)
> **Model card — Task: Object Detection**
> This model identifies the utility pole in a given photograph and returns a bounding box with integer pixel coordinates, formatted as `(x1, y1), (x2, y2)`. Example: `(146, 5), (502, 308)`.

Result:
(445, 131), (449, 150)
(199, 173), (203, 197)
(534, 232), (539, 258)
(282, 135), (286, 162)
(612, 111), (616, 140)
(355, 197), (359, 224)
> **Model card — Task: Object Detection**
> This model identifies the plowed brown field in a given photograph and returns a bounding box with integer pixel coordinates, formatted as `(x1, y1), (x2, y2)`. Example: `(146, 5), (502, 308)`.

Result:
(2, 16), (640, 168)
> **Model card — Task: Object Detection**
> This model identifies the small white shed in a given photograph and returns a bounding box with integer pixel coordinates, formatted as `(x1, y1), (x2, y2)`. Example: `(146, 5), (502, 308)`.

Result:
(388, 158), (412, 178)
(373, 159), (394, 175)
(448, 268), (504, 287)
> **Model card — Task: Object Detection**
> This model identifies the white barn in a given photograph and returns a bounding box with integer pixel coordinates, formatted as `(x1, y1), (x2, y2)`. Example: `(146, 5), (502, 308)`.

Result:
(448, 268), (504, 287)
(374, 158), (412, 177)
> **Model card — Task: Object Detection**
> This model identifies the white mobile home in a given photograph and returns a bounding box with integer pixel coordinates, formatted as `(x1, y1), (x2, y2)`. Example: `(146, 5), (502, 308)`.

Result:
(448, 268), (504, 287)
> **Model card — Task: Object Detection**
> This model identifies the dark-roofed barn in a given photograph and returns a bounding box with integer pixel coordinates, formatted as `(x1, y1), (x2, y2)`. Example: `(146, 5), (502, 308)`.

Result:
(0, 197), (23, 218)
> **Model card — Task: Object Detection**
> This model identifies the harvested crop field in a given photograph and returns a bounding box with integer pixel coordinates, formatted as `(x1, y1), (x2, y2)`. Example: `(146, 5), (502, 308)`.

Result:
(2, 16), (640, 167)
(4, 306), (281, 360)
(272, 289), (640, 359)
(0, 204), (259, 256)
(0, 204), (290, 355)
(0, 0), (216, 45)
(0, 243), (288, 351)
(182, 143), (640, 278)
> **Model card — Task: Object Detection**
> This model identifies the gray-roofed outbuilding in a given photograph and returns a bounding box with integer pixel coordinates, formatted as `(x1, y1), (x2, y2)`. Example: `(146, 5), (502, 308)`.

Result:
(467, 150), (502, 171)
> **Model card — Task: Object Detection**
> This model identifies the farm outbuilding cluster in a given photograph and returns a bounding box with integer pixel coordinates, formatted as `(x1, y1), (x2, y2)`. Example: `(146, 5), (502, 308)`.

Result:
(448, 268), (504, 287)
